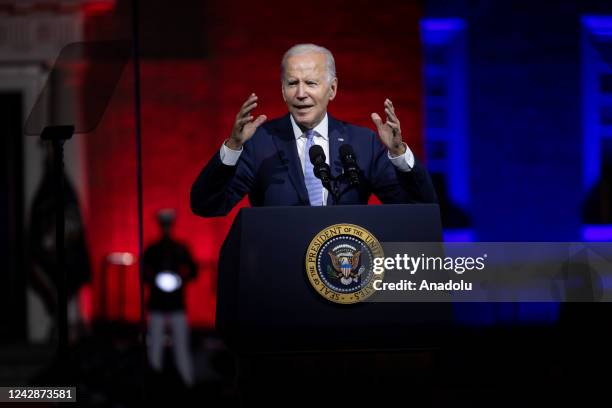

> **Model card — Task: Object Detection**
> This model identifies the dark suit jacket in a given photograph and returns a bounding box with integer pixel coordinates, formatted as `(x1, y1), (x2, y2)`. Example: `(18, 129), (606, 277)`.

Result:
(191, 114), (437, 217)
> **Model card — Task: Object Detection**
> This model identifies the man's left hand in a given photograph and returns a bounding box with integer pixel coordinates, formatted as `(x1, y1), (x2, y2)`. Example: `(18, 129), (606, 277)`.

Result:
(371, 99), (406, 157)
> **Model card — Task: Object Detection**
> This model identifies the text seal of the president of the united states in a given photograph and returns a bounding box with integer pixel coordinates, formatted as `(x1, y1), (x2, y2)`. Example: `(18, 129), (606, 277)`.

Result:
(305, 223), (384, 304)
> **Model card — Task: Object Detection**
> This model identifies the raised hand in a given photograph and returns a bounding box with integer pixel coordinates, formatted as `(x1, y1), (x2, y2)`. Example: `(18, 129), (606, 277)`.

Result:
(226, 93), (267, 150)
(370, 98), (406, 157)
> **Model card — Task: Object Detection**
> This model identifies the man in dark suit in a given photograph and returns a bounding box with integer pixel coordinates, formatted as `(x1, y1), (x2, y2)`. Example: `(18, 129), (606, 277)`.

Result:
(191, 43), (436, 217)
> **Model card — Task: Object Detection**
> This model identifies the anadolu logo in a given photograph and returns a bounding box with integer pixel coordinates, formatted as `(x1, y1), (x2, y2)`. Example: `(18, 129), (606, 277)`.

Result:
(305, 224), (384, 304)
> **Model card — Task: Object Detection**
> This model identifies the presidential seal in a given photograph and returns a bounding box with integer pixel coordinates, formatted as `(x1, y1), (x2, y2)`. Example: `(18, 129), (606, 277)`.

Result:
(305, 224), (384, 304)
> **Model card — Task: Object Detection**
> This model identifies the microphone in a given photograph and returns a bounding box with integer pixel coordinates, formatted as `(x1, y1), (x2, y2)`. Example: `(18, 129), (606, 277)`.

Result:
(339, 144), (360, 186)
(308, 145), (331, 185)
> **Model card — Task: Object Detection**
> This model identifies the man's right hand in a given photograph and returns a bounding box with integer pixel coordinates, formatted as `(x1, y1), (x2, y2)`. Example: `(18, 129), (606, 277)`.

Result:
(226, 93), (267, 150)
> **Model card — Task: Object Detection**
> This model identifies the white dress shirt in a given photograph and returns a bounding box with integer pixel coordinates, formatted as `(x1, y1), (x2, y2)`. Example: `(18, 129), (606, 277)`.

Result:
(219, 113), (416, 205)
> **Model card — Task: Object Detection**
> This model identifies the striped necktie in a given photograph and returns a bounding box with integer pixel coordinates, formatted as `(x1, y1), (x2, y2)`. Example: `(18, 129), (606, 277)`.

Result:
(303, 130), (324, 206)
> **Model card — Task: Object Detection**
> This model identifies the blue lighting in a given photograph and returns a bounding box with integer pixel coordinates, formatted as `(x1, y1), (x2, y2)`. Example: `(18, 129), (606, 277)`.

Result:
(581, 16), (612, 193)
(443, 229), (475, 242)
(582, 16), (612, 35)
(421, 18), (469, 208)
(420, 18), (466, 45)
(582, 225), (612, 241)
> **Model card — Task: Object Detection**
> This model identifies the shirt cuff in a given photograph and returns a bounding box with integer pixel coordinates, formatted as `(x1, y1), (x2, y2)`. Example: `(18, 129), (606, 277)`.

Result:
(220, 140), (243, 166)
(388, 142), (414, 172)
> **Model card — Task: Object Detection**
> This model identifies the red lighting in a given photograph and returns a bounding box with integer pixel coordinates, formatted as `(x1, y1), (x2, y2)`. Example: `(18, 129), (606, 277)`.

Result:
(82, 1), (115, 16)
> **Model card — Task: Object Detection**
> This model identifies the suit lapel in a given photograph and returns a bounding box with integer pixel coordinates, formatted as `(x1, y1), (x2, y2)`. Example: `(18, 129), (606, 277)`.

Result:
(327, 115), (347, 205)
(271, 114), (309, 205)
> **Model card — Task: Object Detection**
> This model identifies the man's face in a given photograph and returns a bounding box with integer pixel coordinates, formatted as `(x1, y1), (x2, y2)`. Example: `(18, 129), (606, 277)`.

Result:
(282, 52), (337, 129)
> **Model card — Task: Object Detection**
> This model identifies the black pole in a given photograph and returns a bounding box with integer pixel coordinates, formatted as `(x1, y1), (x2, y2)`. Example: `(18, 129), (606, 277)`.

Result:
(40, 125), (74, 383)
(130, 0), (147, 401)
(53, 139), (68, 361)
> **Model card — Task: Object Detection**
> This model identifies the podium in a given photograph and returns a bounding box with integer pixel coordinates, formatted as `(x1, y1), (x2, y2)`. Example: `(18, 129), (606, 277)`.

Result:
(218, 204), (453, 350)
(217, 204), (456, 404)
(217, 204), (452, 404)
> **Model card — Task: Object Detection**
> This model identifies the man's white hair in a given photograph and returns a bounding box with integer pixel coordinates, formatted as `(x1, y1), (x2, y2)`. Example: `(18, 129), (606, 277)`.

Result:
(280, 43), (337, 83)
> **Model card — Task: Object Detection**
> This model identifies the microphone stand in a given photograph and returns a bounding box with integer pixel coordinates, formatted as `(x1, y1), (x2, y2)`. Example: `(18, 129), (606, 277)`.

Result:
(310, 148), (359, 205)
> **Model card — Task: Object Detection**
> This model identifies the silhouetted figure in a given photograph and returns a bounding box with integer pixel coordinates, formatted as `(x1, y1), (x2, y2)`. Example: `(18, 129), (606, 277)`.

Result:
(28, 143), (91, 342)
(144, 209), (197, 387)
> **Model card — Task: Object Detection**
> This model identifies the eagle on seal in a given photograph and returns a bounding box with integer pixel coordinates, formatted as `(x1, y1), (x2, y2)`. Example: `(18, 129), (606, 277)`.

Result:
(328, 251), (361, 285)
